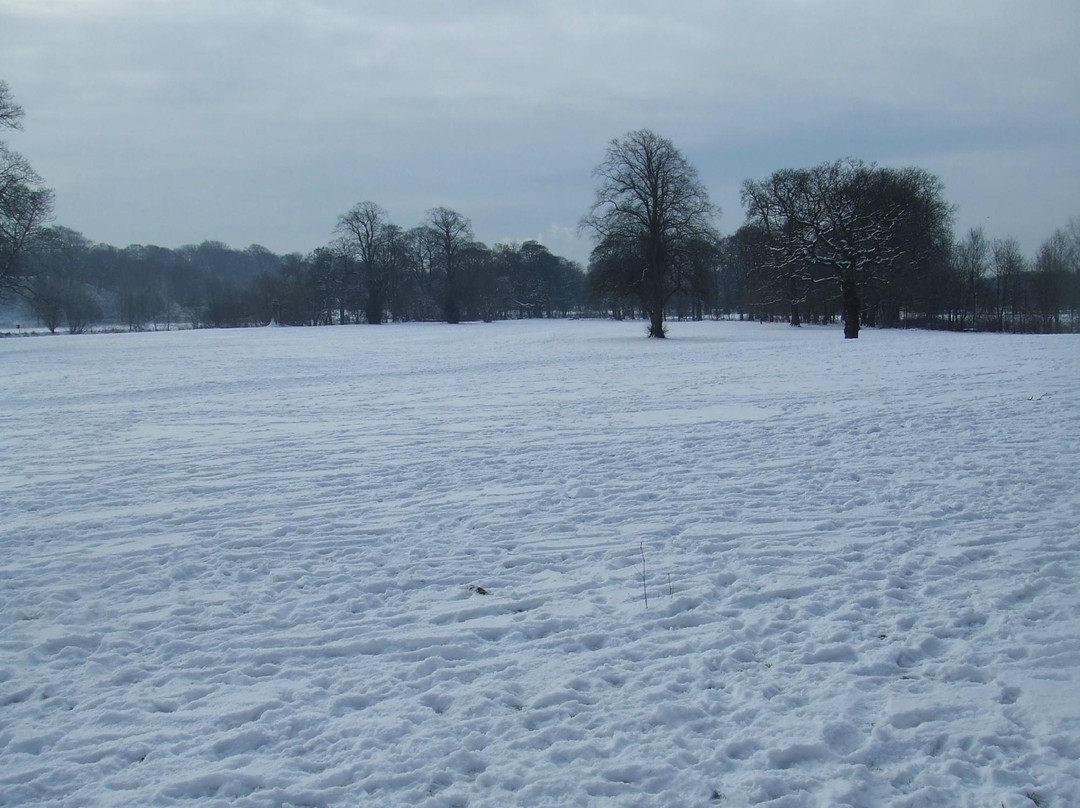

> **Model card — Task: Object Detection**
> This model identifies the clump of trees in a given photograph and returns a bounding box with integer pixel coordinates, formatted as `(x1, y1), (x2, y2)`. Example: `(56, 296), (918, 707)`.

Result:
(713, 214), (1080, 335)
(258, 203), (585, 328)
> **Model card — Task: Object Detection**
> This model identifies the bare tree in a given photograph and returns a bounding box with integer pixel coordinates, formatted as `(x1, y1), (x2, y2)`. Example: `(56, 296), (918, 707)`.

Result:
(991, 237), (1026, 332)
(404, 225), (441, 320)
(425, 207), (474, 324)
(336, 201), (392, 324)
(1, 146), (54, 297)
(742, 159), (951, 338)
(24, 226), (97, 332)
(0, 81), (24, 132)
(1033, 229), (1072, 332)
(582, 129), (719, 338)
(954, 227), (988, 328)
(0, 82), (53, 298)
(379, 223), (411, 321)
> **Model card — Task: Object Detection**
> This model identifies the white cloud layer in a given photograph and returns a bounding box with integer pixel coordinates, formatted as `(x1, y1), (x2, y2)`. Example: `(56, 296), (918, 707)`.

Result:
(3, 0), (1078, 261)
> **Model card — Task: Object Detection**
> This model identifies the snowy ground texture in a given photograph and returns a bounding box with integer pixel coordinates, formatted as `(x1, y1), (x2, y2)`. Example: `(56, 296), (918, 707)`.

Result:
(2, 320), (1079, 808)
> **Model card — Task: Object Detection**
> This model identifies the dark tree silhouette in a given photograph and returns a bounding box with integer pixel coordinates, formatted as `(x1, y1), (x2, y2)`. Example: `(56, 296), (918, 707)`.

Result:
(1, 81), (54, 298)
(425, 207), (474, 324)
(336, 201), (394, 324)
(582, 129), (719, 337)
(742, 159), (952, 338)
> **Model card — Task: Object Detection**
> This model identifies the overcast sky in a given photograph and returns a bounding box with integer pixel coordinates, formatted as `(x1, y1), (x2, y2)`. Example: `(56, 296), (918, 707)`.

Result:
(2, 0), (1078, 264)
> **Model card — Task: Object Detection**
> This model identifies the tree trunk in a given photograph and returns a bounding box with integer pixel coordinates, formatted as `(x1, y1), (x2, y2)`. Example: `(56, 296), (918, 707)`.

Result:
(842, 280), (860, 339)
(366, 291), (383, 325)
(443, 279), (460, 324)
(648, 307), (666, 338)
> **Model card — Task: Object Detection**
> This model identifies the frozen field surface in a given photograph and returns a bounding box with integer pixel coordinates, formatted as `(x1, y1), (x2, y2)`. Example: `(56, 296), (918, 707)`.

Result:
(1, 319), (1078, 808)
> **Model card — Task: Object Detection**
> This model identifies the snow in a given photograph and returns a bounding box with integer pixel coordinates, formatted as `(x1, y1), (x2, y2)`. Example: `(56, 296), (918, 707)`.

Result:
(1, 319), (1078, 808)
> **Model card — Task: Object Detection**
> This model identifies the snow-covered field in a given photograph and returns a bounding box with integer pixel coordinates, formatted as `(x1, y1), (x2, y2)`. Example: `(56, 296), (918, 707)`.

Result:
(2, 319), (1078, 808)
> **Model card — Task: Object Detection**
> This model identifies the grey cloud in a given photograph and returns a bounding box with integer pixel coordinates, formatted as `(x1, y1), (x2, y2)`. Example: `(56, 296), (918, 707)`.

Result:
(3, 0), (1078, 261)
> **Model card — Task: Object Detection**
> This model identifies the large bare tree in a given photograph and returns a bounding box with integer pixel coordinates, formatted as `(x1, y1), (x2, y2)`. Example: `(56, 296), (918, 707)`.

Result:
(336, 201), (394, 324)
(742, 159), (951, 339)
(1, 81), (54, 298)
(425, 207), (474, 324)
(582, 129), (719, 338)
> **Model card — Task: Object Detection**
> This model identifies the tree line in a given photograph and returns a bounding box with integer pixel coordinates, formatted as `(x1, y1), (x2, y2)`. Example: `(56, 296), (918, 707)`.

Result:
(3, 79), (1078, 337)
(12, 213), (585, 333)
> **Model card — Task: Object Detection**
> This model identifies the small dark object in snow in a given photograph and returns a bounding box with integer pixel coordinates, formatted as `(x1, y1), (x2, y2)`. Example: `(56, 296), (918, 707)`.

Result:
(468, 584), (489, 595)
